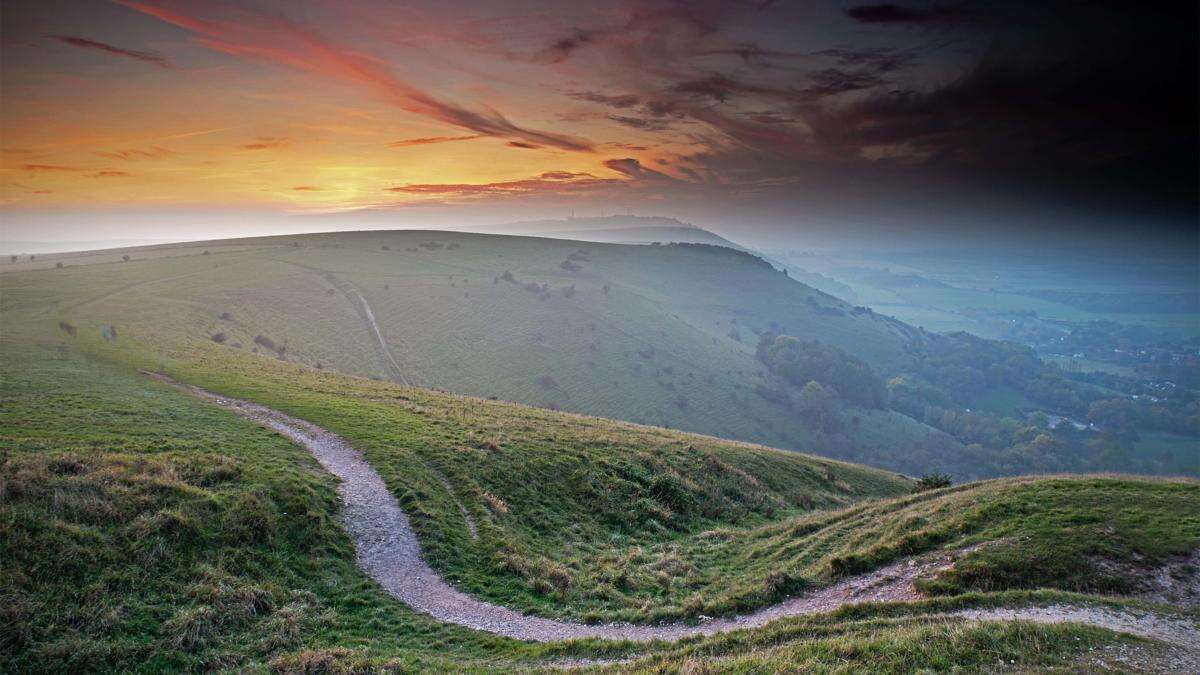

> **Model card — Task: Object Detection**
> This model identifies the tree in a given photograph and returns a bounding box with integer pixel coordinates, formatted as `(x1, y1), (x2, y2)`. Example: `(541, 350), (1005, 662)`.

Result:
(797, 380), (839, 431)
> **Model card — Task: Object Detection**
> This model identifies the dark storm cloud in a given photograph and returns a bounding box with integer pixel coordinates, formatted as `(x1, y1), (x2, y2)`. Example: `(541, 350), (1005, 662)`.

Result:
(48, 35), (172, 68)
(810, 47), (917, 73)
(534, 29), (597, 64)
(603, 157), (675, 181)
(845, 4), (975, 24)
(608, 115), (673, 131)
(568, 91), (641, 109)
(800, 69), (887, 97)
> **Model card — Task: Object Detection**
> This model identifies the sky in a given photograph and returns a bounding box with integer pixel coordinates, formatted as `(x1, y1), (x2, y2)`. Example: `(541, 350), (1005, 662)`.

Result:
(1, 0), (1197, 252)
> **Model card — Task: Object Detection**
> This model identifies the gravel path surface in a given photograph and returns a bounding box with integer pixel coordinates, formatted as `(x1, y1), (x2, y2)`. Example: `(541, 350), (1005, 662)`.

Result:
(147, 373), (1200, 648)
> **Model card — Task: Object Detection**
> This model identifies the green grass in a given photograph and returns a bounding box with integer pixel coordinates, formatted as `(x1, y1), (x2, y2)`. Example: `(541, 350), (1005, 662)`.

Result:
(612, 617), (1128, 674)
(7, 230), (962, 475)
(4, 236), (1199, 672)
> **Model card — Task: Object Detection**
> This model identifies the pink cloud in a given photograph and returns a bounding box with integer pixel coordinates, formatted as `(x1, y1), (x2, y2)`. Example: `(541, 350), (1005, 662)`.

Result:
(117, 1), (594, 152)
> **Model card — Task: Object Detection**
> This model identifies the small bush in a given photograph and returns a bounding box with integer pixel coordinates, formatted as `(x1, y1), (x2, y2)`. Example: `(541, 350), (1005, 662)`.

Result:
(122, 255), (130, 262)
(58, 321), (76, 336)
(219, 311), (233, 320)
(560, 259), (582, 272)
(914, 473), (953, 492)
(210, 332), (227, 344)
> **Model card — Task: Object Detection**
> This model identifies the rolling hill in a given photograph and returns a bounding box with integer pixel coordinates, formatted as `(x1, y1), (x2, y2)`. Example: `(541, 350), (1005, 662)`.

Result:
(2, 261), (1198, 672)
(7, 229), (973, 478)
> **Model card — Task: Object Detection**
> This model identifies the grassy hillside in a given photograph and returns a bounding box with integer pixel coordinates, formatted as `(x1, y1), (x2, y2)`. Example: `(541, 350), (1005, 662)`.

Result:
(6, 230), (969, 477)
(3, 276), (1198, 671)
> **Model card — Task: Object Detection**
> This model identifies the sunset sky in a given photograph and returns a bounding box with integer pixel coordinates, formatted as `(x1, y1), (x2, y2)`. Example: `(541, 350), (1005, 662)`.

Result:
(2, 1), (1196, 247)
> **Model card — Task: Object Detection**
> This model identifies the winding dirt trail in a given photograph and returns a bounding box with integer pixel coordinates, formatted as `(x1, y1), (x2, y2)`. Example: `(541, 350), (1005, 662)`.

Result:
(146, 372), (1200, 648)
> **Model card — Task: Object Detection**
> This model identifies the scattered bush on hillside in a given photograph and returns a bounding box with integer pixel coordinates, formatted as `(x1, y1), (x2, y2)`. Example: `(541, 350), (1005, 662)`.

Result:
(914, 473), (953, 492)
(447, 242), (460, 250)
(568, 251), (589, 261)
(219, 311), (233, 320)
(56, 262), (64, 268)
(253, 334), (284, 355)
(560, 260), (582, 272)
(381, 245), (390, 250)
(536, 375), (560, 390)
(728, 327), (742, 342)
(210, 332), (227, 344)
(202, 250), (209, 255)
(501, 270), (515, 282)
(638, 348), (655, 359)
(561, 285), (576, 298)
(603, 284), (610, 296)
(9, 255), (16, 263)
(420, 242), (444, 250)
(122, 255), (131, 262)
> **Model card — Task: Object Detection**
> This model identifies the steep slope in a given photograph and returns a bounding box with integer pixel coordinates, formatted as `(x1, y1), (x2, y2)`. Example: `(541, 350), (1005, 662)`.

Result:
(17, 230), (965, 477)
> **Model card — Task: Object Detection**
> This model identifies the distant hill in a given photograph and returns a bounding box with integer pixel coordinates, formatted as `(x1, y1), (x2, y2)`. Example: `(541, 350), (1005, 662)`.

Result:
(478, 215), (760, 252)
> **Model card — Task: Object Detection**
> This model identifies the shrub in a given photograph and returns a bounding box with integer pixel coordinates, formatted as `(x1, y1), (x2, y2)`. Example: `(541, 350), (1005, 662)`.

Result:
(914, 473), (953, 492)
(210, 332), (227, 344)
(58, 321), (76, 336)
(253, 334), (283, 354)
(561, 285), (576, 298)
(560, 259), (582, 272)
(56, 262), (64, 268)
(122, 255), (130, 262)
(219, 311), (233, 320)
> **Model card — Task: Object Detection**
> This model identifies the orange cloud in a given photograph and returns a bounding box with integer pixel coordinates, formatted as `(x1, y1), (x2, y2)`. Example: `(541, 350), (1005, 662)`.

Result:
(389, 135), (480, 148)
(117, 0), (594, 152)
(240, 136), (290, 150)
(22, 164), (80, 172)
(94, 146), (180, 161)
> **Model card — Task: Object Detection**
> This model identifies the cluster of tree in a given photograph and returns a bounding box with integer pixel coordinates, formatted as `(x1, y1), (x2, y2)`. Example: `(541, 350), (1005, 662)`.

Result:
(908, 332), (1099, 417)
(757, 333), (886, 408)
